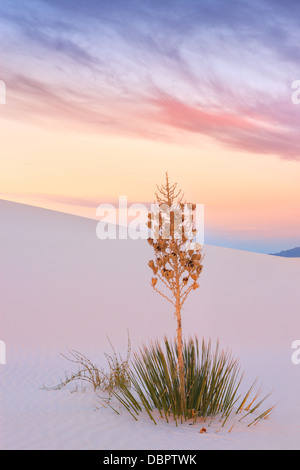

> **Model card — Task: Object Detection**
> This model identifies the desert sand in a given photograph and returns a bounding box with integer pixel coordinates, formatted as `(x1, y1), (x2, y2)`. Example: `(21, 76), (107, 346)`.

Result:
(0, 199), (299, 450)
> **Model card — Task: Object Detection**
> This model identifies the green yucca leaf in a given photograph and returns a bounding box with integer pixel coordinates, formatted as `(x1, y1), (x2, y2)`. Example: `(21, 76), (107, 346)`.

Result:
(110, 336), (273, 428)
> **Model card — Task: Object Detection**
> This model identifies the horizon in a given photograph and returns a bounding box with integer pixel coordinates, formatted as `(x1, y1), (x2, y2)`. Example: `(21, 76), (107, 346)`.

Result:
(0, 197), (298, 256)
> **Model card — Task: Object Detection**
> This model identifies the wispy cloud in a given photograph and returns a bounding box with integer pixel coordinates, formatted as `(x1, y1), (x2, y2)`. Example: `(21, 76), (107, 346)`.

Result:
(1, 0), (300, 159)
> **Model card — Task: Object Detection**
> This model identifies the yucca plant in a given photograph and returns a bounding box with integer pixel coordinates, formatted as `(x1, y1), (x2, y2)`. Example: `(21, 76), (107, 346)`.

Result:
(147, 173), (204, 414)
(111, 336), (274, 427)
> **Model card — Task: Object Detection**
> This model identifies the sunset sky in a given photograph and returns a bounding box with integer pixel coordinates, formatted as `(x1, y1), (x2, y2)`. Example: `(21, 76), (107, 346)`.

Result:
(0, 0), (299, 253)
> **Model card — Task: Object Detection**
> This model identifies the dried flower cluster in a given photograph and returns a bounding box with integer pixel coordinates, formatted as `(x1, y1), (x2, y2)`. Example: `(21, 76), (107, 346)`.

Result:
(147, 237), (203, 310)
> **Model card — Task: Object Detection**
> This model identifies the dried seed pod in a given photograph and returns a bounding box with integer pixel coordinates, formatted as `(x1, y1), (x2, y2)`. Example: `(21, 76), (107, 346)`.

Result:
(196, 265), (203, 274)
(187, 261), (194, 270)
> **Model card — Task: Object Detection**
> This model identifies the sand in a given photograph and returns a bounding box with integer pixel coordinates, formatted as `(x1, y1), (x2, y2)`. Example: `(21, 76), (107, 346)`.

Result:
(0, 199), (299, 449)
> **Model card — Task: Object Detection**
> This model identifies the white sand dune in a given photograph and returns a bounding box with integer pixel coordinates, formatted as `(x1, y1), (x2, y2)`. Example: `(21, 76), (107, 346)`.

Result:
(0, 199), (299, 450)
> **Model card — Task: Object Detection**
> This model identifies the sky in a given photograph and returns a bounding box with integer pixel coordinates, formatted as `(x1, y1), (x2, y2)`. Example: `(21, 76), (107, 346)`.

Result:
(0, 0), (299, 253)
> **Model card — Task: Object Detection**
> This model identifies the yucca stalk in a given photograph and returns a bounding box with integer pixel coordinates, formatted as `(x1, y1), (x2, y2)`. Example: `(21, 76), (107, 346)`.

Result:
(147, 173), (203, 416)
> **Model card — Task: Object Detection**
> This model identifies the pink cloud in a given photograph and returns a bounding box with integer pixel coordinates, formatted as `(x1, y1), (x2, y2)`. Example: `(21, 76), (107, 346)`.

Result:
(2, 70), (300, 161)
